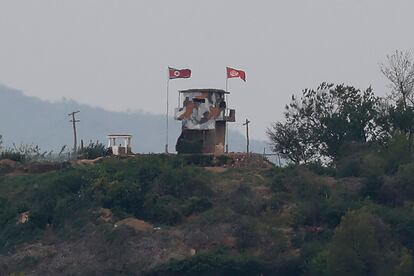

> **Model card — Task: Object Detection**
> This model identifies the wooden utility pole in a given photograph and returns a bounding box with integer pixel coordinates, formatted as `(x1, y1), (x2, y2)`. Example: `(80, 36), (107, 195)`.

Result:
(68, 111), (80, 155)
(243, 118), (251, 154)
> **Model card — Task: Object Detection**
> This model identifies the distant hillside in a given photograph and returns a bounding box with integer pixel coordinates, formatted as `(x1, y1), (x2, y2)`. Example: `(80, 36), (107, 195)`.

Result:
(0, 84), (266, 153)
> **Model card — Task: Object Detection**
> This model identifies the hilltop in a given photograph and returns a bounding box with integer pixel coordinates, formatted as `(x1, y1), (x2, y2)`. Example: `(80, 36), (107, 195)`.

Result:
(0, 154), (413, 275)
(0, 84), (266, 153)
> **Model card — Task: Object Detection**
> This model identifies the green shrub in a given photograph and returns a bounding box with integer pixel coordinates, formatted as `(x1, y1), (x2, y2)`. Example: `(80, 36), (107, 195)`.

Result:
(1, 150), (25, 162)
(367, 204), (414, 252)
(293, 200), (323, 227)
(183, 196), (212, 216)
(0, 144), (50, 163)
(360, 153), (387, 178)
(360, 176), (383, 200)
(293, 195), (362, 228)
(270, 167), (330, 200)
(151, 251), (302, 276)
(271, 173), (288, 193)
(396, 163), (414, 199)
(235, 221), (258, 250)
(227, 185), (266, 216)
(156, 167), (213, 200)
(377, 178), (404, 206)
(381, 134), (412, 174)
(305, 162), (336, 176)
(183, 154), (214, 166)
(84, 156), (213, 225)
(77, 142), (105, 159)
(143, 195), (183, 225)
(101, 180), (144, 216)
(335, 143), (387, 178)
(306, 250), (329, 276)
(327, 209), (413, 276)
(269, 194), (283, 213)
(336, 156), (362, 177)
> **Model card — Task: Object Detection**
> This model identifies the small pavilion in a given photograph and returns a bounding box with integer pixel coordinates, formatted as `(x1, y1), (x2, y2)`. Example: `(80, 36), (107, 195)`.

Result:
(106, 134), (133, 156)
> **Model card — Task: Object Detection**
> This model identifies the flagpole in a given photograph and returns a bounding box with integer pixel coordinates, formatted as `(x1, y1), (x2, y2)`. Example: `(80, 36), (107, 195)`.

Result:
(165, 76), (170, 154)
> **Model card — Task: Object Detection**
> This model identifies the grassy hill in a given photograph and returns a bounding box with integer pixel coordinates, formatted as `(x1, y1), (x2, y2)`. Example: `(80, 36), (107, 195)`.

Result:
(0, 155), (413, 275)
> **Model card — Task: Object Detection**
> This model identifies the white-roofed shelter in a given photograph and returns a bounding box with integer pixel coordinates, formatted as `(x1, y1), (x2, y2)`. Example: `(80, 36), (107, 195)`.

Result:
(107, 134), (133, 156)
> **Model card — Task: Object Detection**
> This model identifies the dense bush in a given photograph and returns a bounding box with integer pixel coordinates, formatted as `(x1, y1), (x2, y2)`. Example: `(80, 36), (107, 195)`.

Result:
(0, 150), (26, 162)
(182, 196), (212, 216)
(305, 162), (336, 177)
(2, 149), (414, 274)
(77, 141), (106, 159)
(183, 154), (214, 166)
(234, 220), (258, 250)
(327, 210), (413, 276)
(381, 134), (412, 174)
(0, 143), (54, 163)
(143, 195), (183, 225)
(150, 251), (302, 276)
(396, 163), (414, 199)
(267, 83), (378, 163)
(89, 156), (213, 225)
(0, 155), (216, 250)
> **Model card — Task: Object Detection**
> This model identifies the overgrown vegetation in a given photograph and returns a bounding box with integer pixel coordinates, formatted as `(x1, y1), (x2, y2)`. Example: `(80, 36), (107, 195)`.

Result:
(260, 50), (414, 275)
(77, 141), (106, 159)
(2, 50), (414, 275)
(0, 136), (70, 163)
(0, 155), (214, 250)
(1, 152), (413, 275)
(267, 51), (414, 166)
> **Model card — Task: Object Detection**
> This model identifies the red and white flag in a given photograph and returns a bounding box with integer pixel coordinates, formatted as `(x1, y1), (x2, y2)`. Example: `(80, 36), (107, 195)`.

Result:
(169, 67), (191, 79)
(226, 67), (246, 82)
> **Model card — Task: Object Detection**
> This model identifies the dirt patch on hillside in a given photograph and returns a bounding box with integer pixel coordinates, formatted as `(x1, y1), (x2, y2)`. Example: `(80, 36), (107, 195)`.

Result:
(204, 167), (228, 173)
(115, 218), (153, 232)
(0, 159), (18, 167)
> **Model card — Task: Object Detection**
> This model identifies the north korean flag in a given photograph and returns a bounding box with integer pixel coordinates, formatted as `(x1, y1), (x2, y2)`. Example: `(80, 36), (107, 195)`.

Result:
(169, 67), (192, 79)
(226, 67), (246, 82)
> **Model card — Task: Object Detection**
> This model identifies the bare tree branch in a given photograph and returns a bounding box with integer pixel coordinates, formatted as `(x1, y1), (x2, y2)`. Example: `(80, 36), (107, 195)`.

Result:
(380, 50), (414, 109)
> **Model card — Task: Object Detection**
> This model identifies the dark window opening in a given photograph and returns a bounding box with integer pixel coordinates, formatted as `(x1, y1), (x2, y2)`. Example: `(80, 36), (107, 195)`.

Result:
(193, 98), (205, 103)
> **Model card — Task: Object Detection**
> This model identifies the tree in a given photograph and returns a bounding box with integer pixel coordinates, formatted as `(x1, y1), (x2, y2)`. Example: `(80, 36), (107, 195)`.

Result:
(380, 50), (414, 109)
(266, 120), (317, 164)
(380, 50), (414, 152)
(267, 83), (378, 163)
(327, 210), (413, 276)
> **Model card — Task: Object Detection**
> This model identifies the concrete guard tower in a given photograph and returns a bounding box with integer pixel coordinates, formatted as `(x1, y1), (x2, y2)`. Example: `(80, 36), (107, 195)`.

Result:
(174, 89), (235, 154)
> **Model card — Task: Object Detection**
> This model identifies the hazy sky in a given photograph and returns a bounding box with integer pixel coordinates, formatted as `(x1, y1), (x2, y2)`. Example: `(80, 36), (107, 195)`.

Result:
(1, 1), (413, 140)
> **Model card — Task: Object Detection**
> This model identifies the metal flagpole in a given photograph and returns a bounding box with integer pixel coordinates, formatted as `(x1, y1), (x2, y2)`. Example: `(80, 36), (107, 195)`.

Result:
(165, 76), (170, 153)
